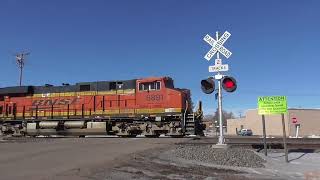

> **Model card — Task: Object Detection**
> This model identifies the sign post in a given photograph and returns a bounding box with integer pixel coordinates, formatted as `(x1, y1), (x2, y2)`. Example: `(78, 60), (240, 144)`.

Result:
(281, 113), (289, 162)
(258, 96), (288, 162)
(261, 114), (267, 156)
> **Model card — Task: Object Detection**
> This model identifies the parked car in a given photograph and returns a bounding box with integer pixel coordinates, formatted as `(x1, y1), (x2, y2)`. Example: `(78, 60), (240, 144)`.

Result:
(239, 129), (253, 136)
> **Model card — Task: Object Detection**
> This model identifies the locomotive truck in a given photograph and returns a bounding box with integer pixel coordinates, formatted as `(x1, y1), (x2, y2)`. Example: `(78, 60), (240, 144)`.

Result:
(0, 77), (203, 137)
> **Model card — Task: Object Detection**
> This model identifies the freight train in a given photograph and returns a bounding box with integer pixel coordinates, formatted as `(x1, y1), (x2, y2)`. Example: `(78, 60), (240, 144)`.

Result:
(0, 77), (203, 137)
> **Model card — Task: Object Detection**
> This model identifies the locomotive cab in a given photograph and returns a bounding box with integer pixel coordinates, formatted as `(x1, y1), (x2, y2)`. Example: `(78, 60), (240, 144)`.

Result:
(135, 77), (190, 116)
(135, 77), (165, 112)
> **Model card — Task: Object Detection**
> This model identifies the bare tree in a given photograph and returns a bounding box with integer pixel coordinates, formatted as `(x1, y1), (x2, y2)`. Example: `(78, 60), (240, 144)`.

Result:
(211, 108), (235, 126)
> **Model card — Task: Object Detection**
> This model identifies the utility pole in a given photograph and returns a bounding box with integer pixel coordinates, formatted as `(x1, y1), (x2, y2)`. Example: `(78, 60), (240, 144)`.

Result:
(215, 31), (225, 145)
(15, 52), (30, 86)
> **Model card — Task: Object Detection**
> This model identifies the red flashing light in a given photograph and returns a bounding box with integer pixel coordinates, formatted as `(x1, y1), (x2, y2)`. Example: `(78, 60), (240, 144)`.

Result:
(225, 80), (235, 88)
(222, 76), (237, 93)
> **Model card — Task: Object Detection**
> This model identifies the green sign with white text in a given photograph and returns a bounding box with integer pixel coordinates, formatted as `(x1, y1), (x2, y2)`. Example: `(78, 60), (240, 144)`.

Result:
(258, 96), (288, 115)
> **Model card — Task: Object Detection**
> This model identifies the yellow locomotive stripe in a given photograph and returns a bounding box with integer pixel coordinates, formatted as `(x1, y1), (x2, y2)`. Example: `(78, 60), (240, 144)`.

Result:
(2, 108), (183, 120)
(136, 108), (165, 114)
(29, 89), (135, 98)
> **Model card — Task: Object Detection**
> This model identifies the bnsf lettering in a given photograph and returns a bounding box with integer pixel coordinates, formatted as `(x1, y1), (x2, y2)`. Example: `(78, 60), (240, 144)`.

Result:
(32, 100), (44, 106)
(32, 98), (79, 106)
(57, 99), (70, 105)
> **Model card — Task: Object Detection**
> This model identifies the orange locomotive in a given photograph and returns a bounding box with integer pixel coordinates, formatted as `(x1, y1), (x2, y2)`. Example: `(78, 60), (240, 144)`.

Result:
(0, 77), (203, 137)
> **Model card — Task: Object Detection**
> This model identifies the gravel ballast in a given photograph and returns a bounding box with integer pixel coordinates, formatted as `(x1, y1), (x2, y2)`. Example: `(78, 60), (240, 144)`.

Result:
(172, 145), (266, 168)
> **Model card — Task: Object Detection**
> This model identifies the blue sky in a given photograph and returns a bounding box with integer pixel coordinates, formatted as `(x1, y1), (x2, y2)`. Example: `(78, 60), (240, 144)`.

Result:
(0, 0), (320, 116)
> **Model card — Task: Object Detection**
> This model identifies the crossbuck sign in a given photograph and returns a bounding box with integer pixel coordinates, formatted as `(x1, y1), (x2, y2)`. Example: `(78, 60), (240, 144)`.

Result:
(203, 31), (232, 61)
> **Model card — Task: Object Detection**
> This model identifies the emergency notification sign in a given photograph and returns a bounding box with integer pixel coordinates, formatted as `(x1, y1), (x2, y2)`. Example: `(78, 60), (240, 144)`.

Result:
(258, 96), (288, 115)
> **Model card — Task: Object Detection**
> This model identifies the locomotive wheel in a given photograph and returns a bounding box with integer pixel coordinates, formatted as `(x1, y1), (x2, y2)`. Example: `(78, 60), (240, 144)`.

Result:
(169, 135), (184, 138)
(145, 134), (160, 138)
(118, 135), (137, 138)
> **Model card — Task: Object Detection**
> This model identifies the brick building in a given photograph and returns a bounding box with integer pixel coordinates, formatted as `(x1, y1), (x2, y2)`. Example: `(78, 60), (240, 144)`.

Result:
(227, 109), (320, 137)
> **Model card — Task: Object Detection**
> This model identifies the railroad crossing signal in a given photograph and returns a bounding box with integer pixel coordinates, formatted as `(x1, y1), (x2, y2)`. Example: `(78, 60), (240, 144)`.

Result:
(201, 30), (236, 146)
(203, 31), (232, 61)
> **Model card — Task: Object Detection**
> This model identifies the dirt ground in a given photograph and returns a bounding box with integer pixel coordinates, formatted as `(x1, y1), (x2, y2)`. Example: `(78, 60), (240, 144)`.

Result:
(0, 137), (181, 180)
(1, 137), (318, 180)
(0, 137), (252, 180)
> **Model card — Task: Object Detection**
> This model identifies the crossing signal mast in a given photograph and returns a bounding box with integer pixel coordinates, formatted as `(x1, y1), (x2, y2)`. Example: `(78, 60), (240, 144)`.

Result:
(201, 31), (237, 146)
(15, 52), (30, 86)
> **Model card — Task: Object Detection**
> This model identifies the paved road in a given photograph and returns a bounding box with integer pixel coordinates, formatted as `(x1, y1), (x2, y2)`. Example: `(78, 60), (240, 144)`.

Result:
(0, 137), (188, 180)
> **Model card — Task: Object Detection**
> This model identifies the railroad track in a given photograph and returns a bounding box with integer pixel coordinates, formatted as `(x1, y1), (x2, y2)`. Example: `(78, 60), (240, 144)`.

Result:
(3, 136), (320, 149)
(178, 137), (320, 149)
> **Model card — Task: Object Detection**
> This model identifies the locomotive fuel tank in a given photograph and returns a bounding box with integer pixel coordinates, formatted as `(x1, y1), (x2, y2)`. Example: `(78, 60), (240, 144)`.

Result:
(64, 121), (86, 129)
(39, 121), (59, 129)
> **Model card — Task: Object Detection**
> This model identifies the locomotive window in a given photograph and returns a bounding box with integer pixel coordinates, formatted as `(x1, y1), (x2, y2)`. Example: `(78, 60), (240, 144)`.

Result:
(117, 82), (123, 89)
(139, 83), (148, 91)
(110, 82), (117, 90)
(144, 84), (149, 91)
(156, 81), (161, 90)
(139, 82), (161, 91)
(150, 82), (155, 90)
(0, 106), (3, 114)
(80, 85), (91, 91)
